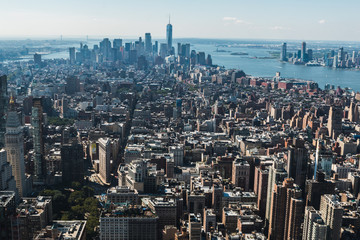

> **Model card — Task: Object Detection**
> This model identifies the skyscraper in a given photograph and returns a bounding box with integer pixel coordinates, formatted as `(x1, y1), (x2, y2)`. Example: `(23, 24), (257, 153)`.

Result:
(0, 149), (16, 193)
(32, 98), (45, 184)
(99, 138), (111, 184)
(302, 206), (327, 240)
(280, 43), (287, 61)
(265, 160), (287, 220)
(166, 18), (173, 54)
(320, 194), (343, 240)
(145, 33), (152, 53)
(301, 42), (307, 62)
(61, 143), (84, 184)
(0, 75), (7, 148)
(327, 106), (342, 139)
(5, 98), (26, 196)
(69, 47), (75, 64)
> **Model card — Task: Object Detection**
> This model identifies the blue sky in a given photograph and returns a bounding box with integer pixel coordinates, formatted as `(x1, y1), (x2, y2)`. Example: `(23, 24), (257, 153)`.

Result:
(1, 0), (360, 41)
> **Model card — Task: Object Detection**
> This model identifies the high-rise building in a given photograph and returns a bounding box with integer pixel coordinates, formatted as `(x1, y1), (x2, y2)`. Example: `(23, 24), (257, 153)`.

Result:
(284, 182), (304, 240)
(169, 145), (184, 166)
(145, 33), (152, 53)
(99, 205), (158, 240)
(32, 98), (45, 184)
(265, 160), (287, 220)
(319, 194), (343, 240)
(0, 191), (16, 239)
(268, 178), (301, 240)
(188, 213), (201, 240)
(166, 19), (173, 54)
(34, 53), (42, 65)
(113, 39), (123, 49)
(98, 138), (111, 184)
(5, 98), (26, 196)
(61, 143), (84, 184)
(287, 146), (307, 188)
(148, 198), (177, 237)
(305, 171), (335, 210)
(69, 47), (75, 64)
(301, 42), (307, 62)
(0, 75), (7, 148)
(327, 106), (342, 139)
(254, 164), (269, 217)
(232, 158), (250, 191)
(302, 206), (327, 240)
(0, 150), (16, 193)
(280, 43), (287, 61)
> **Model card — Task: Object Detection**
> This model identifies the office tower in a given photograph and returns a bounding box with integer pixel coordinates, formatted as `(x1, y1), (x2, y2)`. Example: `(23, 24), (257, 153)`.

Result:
(203, 209), (216, 233)
(160, 43), (168, 59)
(0, 75), (7, 148)
(153, 41), (159, 54)
(287, 146), (307, 188)
(166, 159), (174, 178)
(307, 49), (313, 61)
(0, 191), (16, 239)
(197, 52), (206, 65)
(176, 98), (182, 118)
(232, 158), (250, 191)
(100, 38), (111, 61)
(166, 19), (173, 54)
(65, 76), (80, 95)
(5, 98), (26, 196)
(348, 101), (358, 123)
(280, 43), (287, 61)
(169, 145), (184, 166)
(265, 160), (287, 220)
(302, 206), (327, 240)
(305, 171), (335, 210)
(61, 143), (84, 184)
(268, 178), (302, 240)
(145, 33), (152, 53)
(148, 198), (177, 237)
(100, 206), (158, 240)
(320, 194), (343, 240)
(99, 138), (111, 184)
(69, 47), (75, 64)
(34, 53), (42, 65)
(338, 47), (344, 62)
(32, 98), (45, 183)
(254, 165), (269, 217)
(177, 42), (182, 56)
(327, 106), (342, 139)
(0, 149), (16, 193)
(301, 42), (307, 62)
(113, 38), (122, 49)
(284, 182), (304, 240)
(206, 54), (212, 66)
(189, 213), (201, 240)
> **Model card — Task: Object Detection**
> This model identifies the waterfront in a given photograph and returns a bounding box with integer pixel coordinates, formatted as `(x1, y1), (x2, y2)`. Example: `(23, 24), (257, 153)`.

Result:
(31, 39), (360, 91)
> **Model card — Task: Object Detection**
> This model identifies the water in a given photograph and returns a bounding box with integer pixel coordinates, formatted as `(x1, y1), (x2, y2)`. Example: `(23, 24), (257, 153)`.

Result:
(37, 39), (360, 91)
(189, 42), (360, 91)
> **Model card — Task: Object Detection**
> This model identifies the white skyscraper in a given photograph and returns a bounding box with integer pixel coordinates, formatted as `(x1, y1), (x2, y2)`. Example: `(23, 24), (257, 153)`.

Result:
(5, 98), (26, 196)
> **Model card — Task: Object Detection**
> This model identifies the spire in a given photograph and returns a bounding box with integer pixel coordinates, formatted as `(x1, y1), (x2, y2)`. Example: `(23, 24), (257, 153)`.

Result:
(169, 14), (171, 24)
(9, 95), (15, 111)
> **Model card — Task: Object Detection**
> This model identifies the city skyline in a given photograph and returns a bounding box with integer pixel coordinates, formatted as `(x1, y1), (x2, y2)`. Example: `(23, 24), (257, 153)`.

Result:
(1, 0), (360, 41)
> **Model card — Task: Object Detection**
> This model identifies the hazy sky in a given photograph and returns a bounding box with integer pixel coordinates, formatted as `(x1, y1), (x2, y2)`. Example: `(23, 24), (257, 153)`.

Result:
(1, 0), (360, 41)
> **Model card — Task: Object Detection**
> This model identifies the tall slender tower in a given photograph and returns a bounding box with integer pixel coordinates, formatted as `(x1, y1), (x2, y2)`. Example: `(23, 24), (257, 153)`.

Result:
(0, 75), (7, 148)
(280, 43), (287, 61)
(5, 97), (26, 196)
(32, 98), (45, 183)
(166, 16), (173, 54)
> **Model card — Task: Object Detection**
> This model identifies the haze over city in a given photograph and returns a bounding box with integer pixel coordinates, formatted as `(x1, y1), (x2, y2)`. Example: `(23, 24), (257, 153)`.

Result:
(1, 0), (360, 41)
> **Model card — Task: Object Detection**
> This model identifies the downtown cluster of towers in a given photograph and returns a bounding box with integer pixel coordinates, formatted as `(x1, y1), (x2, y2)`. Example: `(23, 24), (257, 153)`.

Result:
(67, 21), (213, 68)
(280, 42), (360, 68)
